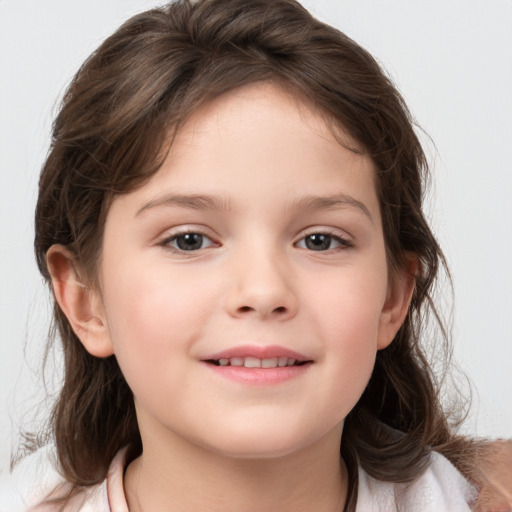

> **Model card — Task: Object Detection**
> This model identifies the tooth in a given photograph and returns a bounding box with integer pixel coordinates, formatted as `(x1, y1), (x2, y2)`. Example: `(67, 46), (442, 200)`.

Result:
(278, 357), (288, 367)
(261, 358), (278, 368)
(287, 358), (296, 366)
(219, 358), (229, 366)
(244, 357), (261, 368)
(230, 357), (244, 367)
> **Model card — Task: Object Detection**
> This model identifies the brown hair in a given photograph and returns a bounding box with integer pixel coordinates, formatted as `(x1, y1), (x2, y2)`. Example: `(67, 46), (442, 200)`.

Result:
(33, 0), (474, 508)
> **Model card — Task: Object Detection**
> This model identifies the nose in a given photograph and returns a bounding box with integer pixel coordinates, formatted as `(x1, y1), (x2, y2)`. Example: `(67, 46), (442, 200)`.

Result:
(224, 245), (298, 321)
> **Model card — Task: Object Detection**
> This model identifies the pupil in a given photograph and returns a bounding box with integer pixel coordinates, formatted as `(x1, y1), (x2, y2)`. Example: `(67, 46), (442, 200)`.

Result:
(305, 234), (331, 251)
(177, 233), (203, 250)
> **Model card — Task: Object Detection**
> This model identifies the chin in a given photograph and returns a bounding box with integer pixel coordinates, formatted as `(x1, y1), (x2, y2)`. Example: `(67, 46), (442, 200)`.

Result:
(212, 441), (307, 460)
(199, 423), (327, 461)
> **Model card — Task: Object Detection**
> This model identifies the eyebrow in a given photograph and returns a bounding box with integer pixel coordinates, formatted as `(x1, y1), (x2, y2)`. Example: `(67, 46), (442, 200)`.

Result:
(135, 193), (234, 217)
(288, 194), (374, 223)
(135, 192), (373, 223)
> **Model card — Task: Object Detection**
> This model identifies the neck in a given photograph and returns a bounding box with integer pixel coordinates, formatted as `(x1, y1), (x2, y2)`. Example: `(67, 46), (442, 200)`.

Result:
(125, 427), (348, 512)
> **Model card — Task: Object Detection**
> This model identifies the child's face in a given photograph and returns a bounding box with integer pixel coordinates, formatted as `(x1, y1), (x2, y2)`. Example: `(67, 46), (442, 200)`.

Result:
(90, 83), (408, 459)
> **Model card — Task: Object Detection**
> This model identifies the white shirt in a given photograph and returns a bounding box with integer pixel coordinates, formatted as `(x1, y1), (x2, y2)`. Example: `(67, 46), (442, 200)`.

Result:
(0, 445), (478, 511)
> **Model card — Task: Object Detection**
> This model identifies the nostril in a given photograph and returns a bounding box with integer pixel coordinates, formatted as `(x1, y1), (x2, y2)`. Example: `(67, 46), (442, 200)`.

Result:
(238, 305), (288, 314)
(232, 303), (293, 319)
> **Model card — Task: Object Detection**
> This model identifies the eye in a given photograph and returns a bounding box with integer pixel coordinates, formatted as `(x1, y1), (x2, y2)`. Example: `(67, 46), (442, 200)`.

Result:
(296, 232), (353, 251)
(162, 232), (216, 252)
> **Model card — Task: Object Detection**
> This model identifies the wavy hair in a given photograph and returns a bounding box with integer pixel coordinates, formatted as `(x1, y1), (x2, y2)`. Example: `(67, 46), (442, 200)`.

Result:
(33, 0), (474, 508)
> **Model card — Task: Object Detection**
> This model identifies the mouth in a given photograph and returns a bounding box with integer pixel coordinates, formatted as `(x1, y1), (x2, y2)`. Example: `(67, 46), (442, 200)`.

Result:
(200, 345), (313, 384)
(205, 356), (310, 368)
(201, 345), (312, 367)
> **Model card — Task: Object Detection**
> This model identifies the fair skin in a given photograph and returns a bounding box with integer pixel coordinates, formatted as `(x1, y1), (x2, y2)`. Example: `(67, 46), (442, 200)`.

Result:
(48, 82), (414, 512)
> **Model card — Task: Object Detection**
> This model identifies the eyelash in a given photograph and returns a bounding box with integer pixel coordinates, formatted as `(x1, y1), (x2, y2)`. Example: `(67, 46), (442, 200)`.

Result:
(159, 230), (218, 253)
(159, 229), (354, 254)
(295, 230), (354, 252)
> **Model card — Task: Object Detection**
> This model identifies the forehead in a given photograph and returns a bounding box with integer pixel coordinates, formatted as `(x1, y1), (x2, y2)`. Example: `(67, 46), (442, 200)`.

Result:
(109, 81), (380, 222)
(177, 81), (364, 158)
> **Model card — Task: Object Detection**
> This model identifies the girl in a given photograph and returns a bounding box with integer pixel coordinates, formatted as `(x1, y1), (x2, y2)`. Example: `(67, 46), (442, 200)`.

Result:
(1, 0), (510, 510)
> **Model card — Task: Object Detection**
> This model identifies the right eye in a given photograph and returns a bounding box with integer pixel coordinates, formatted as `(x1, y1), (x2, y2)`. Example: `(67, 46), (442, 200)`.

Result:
(162, 232), (216, 252)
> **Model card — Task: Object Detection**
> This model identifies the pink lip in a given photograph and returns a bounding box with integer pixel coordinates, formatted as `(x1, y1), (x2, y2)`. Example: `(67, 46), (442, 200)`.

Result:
(202, 344), (310, 362)
(204, 364), (311, 384)
(201, 345), (313, 385)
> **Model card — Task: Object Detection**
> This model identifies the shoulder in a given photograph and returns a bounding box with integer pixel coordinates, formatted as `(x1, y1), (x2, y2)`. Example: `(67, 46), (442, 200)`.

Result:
(356, 451), (478, 512)
(472, 439), (512, 512)
(0, 445), (109, 512)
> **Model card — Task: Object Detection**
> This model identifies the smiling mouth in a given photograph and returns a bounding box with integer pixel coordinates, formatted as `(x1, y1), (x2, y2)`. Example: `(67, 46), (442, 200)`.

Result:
(205, 357), (310, 368)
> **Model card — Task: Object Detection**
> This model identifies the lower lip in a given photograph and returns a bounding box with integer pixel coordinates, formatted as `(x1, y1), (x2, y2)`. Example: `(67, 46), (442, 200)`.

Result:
(203, 362), (312, 385)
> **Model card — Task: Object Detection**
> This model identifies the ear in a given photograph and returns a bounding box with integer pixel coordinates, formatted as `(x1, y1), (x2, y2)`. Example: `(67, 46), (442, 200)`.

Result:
(377, 256), (418, 350)
(46, 244), (114, 358)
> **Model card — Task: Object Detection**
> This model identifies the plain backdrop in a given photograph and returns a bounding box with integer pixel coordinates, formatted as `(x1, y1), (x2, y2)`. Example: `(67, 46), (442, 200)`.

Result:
(1, 0), (511, 473)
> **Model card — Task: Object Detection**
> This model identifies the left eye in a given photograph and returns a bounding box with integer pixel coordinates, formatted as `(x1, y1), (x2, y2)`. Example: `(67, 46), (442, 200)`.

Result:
(164, 232), (215, 251)
(296, 233), (351, 251)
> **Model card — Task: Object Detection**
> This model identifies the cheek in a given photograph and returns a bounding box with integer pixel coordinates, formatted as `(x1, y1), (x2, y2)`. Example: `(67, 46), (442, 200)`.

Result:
(100, 261), (218, 385)
(308, 262), (388, 345)
(303, 263), (388, 414)
(104, 260), (210, 332)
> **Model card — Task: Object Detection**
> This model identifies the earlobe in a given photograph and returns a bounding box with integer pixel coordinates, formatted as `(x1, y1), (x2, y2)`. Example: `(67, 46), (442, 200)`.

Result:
(46, 245), (114, 358)
(377, 257), (418, 350)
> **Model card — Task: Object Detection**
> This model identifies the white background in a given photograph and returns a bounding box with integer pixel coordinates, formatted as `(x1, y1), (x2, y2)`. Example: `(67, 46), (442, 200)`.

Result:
(1, 0), (511, 473)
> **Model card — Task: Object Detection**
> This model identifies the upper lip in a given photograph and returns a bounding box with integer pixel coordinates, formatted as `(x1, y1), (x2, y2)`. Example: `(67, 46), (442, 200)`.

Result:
(201, 345), (311, 362)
